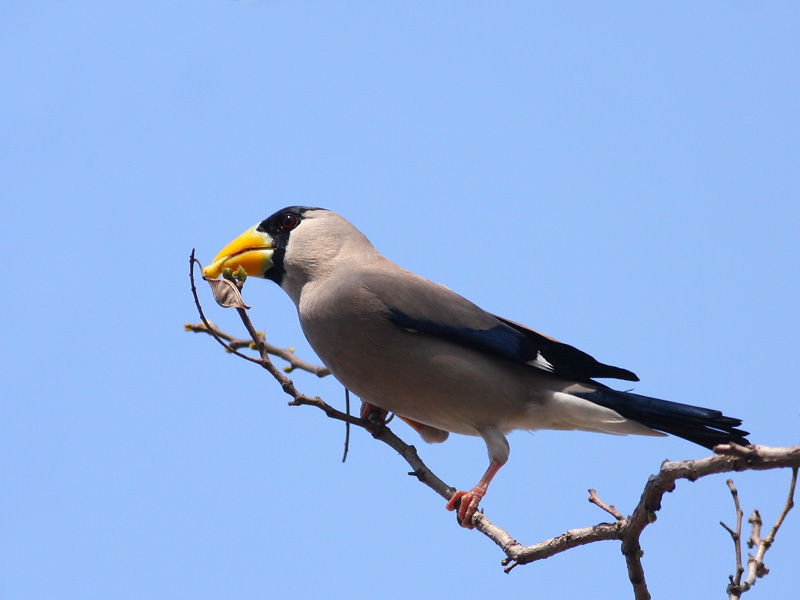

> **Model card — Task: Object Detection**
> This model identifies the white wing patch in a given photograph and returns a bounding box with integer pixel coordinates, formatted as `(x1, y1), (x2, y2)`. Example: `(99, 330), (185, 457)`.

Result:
(528, 351), (555, 371)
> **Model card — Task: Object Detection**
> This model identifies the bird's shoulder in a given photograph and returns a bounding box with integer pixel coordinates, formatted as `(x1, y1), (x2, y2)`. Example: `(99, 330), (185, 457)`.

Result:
(354, 262), (499, 330)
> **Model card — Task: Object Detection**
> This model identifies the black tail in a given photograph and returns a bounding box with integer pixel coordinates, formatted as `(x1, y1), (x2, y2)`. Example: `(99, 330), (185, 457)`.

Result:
(574, 388), (749, 450)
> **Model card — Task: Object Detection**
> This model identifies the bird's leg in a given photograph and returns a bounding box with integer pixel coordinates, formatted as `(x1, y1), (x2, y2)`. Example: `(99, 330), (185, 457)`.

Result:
(360, 401), (388, 423)
(446, 427), (509, 529)
(446, 459), (506, 529)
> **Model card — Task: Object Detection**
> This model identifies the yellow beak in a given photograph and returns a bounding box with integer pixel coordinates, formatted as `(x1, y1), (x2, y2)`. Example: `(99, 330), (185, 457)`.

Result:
(202, 225), (275, 279)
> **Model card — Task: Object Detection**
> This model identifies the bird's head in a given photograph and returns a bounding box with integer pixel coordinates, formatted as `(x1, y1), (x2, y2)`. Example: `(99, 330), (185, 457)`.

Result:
(203, 206), (376, 301)
(203, 206), (328, 284)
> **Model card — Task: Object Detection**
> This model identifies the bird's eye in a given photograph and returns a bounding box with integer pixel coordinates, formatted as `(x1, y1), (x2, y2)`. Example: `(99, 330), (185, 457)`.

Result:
(281, 214), (299, 230)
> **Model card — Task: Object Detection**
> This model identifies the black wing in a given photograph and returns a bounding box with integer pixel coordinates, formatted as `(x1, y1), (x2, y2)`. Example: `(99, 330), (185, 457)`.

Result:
(383, 303), (638, 383)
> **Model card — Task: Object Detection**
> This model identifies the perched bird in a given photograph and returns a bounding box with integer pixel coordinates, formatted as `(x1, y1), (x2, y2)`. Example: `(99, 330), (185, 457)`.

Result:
(203, 206), (749, 528)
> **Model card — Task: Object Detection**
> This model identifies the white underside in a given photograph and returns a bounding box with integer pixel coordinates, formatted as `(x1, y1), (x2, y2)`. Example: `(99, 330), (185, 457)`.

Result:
(527, 391), (664, 437)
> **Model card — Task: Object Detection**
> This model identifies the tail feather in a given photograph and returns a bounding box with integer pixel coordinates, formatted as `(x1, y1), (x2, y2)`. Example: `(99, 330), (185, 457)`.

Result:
(573, 388), (749, 450)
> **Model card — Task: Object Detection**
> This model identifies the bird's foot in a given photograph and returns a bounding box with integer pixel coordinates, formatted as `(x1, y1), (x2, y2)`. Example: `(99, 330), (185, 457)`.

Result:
(360, 401), (388, 423)
(446, 487), (486, 529)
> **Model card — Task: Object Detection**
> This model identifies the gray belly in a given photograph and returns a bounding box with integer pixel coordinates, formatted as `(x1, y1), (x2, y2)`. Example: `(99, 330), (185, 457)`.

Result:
(301, 315), (540, 436)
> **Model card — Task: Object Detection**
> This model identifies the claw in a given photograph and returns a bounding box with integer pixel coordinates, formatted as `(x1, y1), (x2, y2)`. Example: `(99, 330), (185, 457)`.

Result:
(446, 488), (485, 529)
(444, 457), (506, 529)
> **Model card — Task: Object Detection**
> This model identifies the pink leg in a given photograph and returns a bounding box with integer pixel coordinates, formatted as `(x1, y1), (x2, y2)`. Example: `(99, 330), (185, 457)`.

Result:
(445, 459), (505, 529)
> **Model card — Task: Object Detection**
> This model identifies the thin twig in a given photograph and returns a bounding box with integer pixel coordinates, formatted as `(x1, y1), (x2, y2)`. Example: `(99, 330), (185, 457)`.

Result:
(186, 321), (330, 377)
(723, 479), (745, 599)
(588, 488), (625, 521)
(342, 388), (351, 463)
(188, 252), (263, 366)
(765, 466), (797, 546)
(736, 466), (798, 595)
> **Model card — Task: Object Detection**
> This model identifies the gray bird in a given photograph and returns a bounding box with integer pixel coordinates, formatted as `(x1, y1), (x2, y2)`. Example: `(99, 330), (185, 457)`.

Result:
(203, 206), (749, 528)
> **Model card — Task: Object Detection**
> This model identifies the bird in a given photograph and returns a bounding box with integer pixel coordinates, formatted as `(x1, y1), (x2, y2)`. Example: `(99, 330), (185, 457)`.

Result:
(203, 206), (749, 528)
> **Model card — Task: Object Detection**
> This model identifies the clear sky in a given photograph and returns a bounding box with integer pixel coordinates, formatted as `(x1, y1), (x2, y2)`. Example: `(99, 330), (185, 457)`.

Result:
(2, 2), (798, 598)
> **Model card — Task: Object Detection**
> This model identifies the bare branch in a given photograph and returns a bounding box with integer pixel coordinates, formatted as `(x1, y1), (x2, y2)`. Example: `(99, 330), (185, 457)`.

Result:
(499, 446), (800, 587)
(501, 521), (623, 569)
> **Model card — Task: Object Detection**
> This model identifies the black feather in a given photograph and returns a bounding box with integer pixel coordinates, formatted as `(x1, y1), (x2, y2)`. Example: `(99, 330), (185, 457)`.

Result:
(494, 316), (639, 382)
(573, 388), (750, 449)
(385, 307), (640, 383)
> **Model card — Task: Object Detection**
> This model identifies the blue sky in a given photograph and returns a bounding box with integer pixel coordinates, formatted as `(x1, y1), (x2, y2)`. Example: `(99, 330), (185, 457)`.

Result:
(2, 2), (798, 598)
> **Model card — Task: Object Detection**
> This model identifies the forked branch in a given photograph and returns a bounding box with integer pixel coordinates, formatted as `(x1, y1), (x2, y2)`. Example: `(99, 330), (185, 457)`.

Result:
(723, 467), (798, 599)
